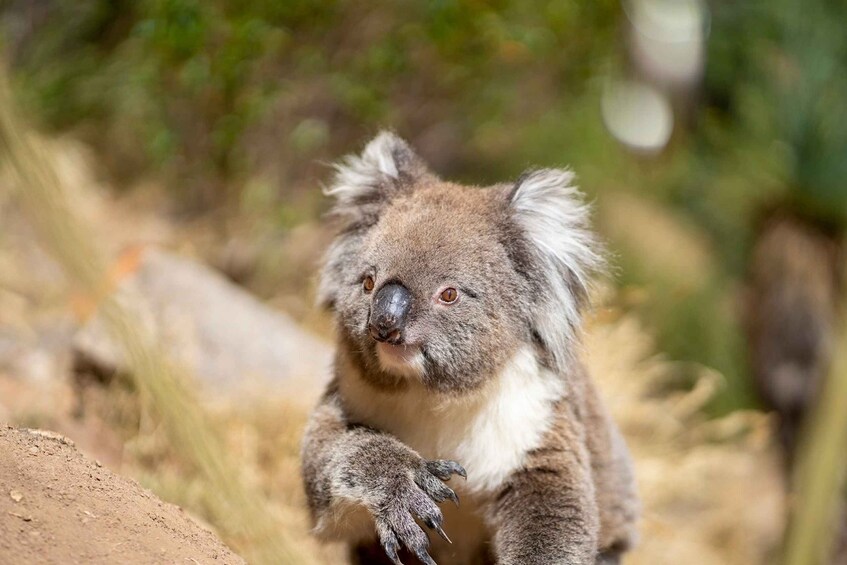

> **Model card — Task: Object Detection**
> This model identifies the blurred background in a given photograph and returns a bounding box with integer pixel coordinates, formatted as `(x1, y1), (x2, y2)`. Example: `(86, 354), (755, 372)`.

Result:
(0, 1), (845, 564)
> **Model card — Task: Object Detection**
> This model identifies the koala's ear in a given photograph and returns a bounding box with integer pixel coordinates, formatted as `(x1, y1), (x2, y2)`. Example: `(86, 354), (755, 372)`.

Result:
(325, 131), (435, 227)
(318, 132), (433, 310)
(508, 169), (605, 368)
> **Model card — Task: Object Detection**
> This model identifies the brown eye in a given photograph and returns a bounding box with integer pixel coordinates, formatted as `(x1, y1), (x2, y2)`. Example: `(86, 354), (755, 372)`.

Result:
(363, 276), (375, 293)
(439, 288), (458, 304)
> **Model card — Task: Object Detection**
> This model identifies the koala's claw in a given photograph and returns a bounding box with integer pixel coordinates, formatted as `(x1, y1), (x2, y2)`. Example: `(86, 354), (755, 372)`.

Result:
(428, 520), (452, 544)
(379, 526), (403, 565)
(412, 546), (438, 565)
(417, 460), (463, 509)
(426, 459), (467, 481)
(440, 486), (459, 508)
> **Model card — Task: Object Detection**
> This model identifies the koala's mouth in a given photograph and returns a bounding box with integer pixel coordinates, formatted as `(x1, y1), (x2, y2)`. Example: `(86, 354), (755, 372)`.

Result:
(375, 342), (425, 378)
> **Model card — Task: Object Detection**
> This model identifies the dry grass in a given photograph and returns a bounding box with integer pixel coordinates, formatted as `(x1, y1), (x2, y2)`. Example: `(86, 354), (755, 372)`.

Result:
(585, 307), (784, 564)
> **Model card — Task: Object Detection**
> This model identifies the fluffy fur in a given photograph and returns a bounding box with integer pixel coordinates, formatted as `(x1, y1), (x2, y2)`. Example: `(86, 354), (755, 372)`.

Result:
(509, 169), (605, 371)
(301, 132), (638, 565)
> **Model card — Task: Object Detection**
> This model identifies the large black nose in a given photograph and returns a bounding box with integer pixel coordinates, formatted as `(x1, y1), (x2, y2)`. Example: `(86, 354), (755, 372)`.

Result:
(369, 283), (412, 344)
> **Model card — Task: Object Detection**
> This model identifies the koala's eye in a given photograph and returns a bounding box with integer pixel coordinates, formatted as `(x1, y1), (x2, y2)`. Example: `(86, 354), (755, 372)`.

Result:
(363, 276), (375, 293)
(439, 288), (458, 304)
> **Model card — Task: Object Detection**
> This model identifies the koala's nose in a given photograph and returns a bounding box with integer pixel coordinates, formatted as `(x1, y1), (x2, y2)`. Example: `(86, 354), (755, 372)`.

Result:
(369, 283), (412, 344)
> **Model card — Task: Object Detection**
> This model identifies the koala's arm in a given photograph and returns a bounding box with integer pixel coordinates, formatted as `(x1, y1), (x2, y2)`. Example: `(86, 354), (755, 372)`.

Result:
(490, 401), (599, 565)
(300, 383), (465, 564)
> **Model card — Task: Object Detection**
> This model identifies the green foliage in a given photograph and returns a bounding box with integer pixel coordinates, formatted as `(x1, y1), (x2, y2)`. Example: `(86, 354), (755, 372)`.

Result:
(2, 0), (621, 208)
(704, 0), (847, 227)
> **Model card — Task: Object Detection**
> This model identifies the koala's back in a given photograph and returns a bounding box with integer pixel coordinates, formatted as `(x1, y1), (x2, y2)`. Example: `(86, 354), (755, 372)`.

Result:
(575, 366), (640, 554)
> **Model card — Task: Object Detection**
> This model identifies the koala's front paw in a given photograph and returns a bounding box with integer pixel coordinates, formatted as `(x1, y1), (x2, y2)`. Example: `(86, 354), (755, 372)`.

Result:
(345, 436), (465, 565)
(376, 459), (466, 565)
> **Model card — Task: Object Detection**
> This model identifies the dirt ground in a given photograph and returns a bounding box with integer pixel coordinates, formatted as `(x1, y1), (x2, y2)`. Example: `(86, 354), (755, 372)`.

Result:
(0, 426), (244, 564)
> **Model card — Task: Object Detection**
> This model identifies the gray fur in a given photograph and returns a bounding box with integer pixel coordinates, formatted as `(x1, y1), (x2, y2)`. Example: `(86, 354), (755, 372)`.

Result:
(301, 132), (638, 564)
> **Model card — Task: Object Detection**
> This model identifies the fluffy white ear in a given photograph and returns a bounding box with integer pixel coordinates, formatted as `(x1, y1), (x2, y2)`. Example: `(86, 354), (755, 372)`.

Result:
(318, 132), (433, 309)
(509, 169), (605, 368)
(325, 131), (433, 226)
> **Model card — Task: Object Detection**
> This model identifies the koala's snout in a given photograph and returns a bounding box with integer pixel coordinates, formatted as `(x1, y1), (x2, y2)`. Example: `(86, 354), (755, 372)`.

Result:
(369, 283), (412, 344)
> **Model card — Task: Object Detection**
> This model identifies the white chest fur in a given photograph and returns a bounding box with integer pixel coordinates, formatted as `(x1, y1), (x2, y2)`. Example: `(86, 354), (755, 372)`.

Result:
(339, 346), (565, 495)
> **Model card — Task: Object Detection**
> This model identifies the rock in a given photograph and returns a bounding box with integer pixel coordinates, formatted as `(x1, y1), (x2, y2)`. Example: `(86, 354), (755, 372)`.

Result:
(73, 249), (331, 401)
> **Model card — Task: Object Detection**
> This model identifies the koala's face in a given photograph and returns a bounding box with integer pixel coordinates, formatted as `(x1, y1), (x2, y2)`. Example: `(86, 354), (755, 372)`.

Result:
(320, 133), (602, 393)
(336, 183), (527, 392)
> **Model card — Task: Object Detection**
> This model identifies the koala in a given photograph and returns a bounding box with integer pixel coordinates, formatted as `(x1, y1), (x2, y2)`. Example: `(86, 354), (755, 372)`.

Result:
(301, 132), (638, 565)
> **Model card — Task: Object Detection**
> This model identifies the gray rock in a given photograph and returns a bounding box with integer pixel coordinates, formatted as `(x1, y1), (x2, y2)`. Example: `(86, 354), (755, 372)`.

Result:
(73, 249), (332, 400)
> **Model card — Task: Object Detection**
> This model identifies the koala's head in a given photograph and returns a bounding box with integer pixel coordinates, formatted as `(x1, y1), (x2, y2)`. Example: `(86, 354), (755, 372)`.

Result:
(319, 132), (603, 393)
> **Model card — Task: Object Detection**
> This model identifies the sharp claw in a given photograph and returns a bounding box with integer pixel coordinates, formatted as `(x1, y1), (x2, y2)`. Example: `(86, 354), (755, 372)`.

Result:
(428, 460), (467, 481)
(432, 523), (452, 544)
(453, 463), (467, 479)
(413, 547), (438, 565)
(423, 515), (450, 543)
(383, 540), (403, 565)
(446, 488), (460, 507)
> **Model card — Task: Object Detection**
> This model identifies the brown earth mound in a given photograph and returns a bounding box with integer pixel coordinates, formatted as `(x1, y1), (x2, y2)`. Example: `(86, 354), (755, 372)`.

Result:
(0, 426), (244, 564)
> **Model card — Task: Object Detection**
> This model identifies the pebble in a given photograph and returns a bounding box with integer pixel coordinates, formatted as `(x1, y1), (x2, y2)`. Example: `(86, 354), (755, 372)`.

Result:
(9, 490), (22, 503)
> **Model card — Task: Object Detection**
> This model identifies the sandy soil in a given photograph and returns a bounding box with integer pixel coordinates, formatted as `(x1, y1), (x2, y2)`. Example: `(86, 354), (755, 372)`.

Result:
(0, 426), (244, 564)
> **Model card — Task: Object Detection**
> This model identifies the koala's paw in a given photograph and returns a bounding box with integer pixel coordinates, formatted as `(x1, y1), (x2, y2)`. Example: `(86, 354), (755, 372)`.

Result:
(371, 457), (465, 565)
